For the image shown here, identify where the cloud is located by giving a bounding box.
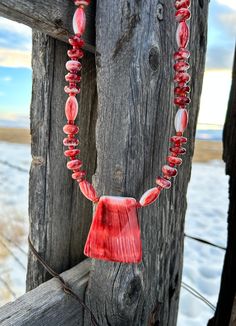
[218,12,236,37]
[216,0,236,11]
[1,76,12,82]
[0,48,31,68]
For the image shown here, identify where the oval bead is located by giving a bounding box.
[174,86,190,96]
[66,60,82,72]
[170,136,187,144]
[79,180,99,202]
[174,108,189,133]
[73,7,86,35]
[63,137,79,147]
[63,124,79,135]
[176,21,189,48]
[175,0,190,9]
[139,187,162,207]
[67,49,84,60]
[167,156,183,166]
[174,72,190,85]
[67,159,83,171]
[174,61,190,72]
[175,8,191,22]
[156,176,171,189]
[74,0,91,5]
[64,149,80,157]
[65,96,78,121]
[65,73,81,83]
[64,85,80,95]
[162,165,178,177]
[170,147,186,155]
[72,170,86,181]
[68,36,85,47]
[174,48,190,61]
[174,96,191,107]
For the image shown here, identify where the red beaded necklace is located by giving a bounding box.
[63,0,191,263]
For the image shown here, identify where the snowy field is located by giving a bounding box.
[0,141,228,325]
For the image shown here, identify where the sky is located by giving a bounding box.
[0,1,235,128]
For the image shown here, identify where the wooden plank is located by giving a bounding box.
[0,260,91,326]
[84,1,209,325]
[27,30,97,290]
[0,0,95,52]
[230,296,236,326]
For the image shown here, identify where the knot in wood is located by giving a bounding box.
[149,47,159,71]
[123,276,142,307]
[157,4,164,21]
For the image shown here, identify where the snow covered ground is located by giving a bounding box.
[0,141,229,325]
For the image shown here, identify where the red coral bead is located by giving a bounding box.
[63,124,79,135]
[64,85,80,96]
[174,61,190,72]
[174,96,191,107]
[67,159,83,171]
[79,180,99,202]
[167,156,183,166]
[74,0,91,5]
[63,137,79,147]
[65,96,78,121]
[170,136,188,144]
[66,60,82,73]
[68,36,85,47]
[170,147,186,155]
[174,48,190,61]
[156,176,172,189]
[175,8,191,22]
[162,165,178,177]
[65,73,81,83]
[174,72,191,85]
[64,149,80,157]
[175,108,189,133]
[72,170,86,180]
[73,7,86,35]
[174,86,190,96]
[176,21,189,48]
[139,187,162,207]
[175,0,190,9]
[67,49,84,60]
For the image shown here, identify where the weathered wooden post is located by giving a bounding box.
[0,1,209,324]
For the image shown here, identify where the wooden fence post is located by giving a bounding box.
[26,30,97,290]
[84,1,208,325]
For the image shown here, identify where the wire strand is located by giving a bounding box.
[184,233,226,250]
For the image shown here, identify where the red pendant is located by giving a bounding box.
[84,196,142,263]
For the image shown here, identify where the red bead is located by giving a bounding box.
[167,156,183,166]
[174,72,190,85]
[170,136,187,144]
[174,48,190,60]
[79,180,99,202]
[84,196,142,263]
[156,176,172,189]
[170,147,186,155]
[73,7,86,35]
[175,9,191,22]
[175,0,190,9]
[65,73,81,83]
[67,159,83,171]
[162,165,178,177]
[174,86,190,96]
[66,60,82,72]
[63,124,79,135]
[175,108,188,133]
[63,137,79,146]
[74,0,91,5]
[67,48,84,59]
[72,170,86,180]
[174,61,189,72]
[176,21,189,48]
[174,96,191,107]
[64,85,80,96]
[64,149,80,157]
[68,36,85,47]
[139,187,161,207]
[65,96,78,121]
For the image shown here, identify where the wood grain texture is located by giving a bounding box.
[0,0,95,52]
[26,30,97,291]
[0,260,91,326]
[84,1,208,325]
[208,46,236,326]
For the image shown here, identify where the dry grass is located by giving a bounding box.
[0,127,30,144]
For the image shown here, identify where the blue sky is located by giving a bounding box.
[0,0,235,127]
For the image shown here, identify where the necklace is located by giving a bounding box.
[63,0,191,263]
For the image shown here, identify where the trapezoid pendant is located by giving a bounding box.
[84,196,142,263]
